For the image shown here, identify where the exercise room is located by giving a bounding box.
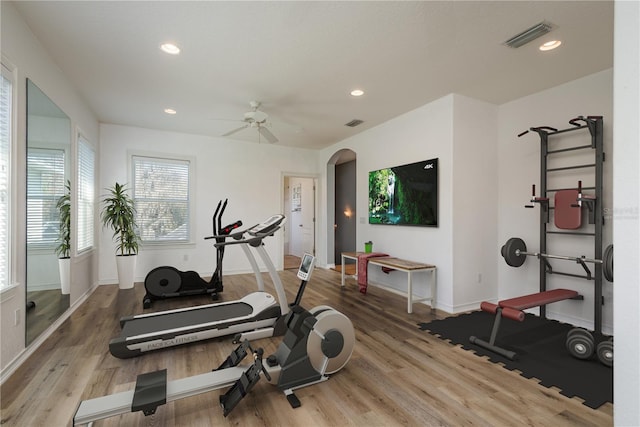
[1,2,638,426]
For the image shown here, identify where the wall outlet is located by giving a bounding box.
[477,273,482,283]
[14,308,20,326]
[183,254,188,262]
[359,217,365,224]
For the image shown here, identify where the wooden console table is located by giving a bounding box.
[340,252,436,314]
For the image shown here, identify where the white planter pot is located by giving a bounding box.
[58,257,71,295]
[116,255,137,289]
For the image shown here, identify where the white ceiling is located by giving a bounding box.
[13,1,613,149]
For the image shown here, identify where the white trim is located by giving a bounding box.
[128,150,196,245]
[0,281,20,301]
[0,58,16,292]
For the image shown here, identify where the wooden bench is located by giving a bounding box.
[340,252,436,314]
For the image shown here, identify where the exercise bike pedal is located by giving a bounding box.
[285,391,301,408]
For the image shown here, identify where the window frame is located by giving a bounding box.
[129,151,195,247]
[0,60,15,292]
[76,132,95,255]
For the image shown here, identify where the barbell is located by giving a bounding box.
[501,237,614,282]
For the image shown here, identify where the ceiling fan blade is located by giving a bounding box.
[222,125,249,137]
[258,126,278,143]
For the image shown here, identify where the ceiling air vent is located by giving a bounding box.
[504,21,553,48]
[345,119,364,127]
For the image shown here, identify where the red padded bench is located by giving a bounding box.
[469,289,583,360]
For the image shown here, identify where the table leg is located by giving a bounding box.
[341,255,345,287]
[407,271,413,314]
[431,269,436,313]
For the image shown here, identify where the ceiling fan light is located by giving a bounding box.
[350,89,364,97]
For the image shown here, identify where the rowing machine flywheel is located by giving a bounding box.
[307,308,355,374]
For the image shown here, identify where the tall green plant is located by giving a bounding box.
[55,180,71,258]
[100,182,140,256]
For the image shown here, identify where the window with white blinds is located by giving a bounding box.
[77,136,95,252]
[27,148,66,248]
[1,65,12,289]
[132,155,191,243]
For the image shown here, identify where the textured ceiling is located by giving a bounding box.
[13,1,614,149]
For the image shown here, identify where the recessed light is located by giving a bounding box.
[164,108,177,115]
[350,89,364,97]
[539,40,562,51]
[160,43,180,55]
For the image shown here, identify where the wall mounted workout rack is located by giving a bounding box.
[519,115,607,334]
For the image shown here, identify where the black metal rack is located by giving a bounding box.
[527,116,605,334]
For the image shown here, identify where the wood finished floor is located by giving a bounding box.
[1,268,613,426]
[26,289,70,345]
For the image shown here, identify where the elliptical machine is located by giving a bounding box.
[142,199,242,309]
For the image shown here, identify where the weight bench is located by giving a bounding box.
[469,289,583,360]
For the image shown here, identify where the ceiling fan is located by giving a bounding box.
[222,101,279,144]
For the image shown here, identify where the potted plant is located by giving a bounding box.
[55,180,71,294]
[101,182,140,289]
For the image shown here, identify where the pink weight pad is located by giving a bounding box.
[554,190,581,229]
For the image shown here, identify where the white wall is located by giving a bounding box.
[0,1,99,375]
[451,95,498,312]
[320,95,455,309]
[497,69,613,333]
[319,94,498,313]
[98,124,319,285]
[613,0,640,424]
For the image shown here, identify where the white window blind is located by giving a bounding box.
[132,155,190,243]
[27,148,66,247]
[77,136,95,252]
[1,65,12,289]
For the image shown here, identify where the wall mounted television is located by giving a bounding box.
[368,158,438,227]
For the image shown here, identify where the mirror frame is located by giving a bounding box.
[25,79,72,346]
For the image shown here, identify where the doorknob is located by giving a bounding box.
[299,224,303,227]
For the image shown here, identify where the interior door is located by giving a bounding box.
[289,177,315,257]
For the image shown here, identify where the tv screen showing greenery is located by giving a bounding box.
[368,158,438,227]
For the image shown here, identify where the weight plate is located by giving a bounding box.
[502,237,527,267]
[145,266,182,296]
[566,334,595,359]
[596,340,613,367]
[567,327,593,340]
[603,244,614,282]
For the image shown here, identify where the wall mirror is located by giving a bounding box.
[26,79,71,345]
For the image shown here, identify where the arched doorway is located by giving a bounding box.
[326,149,356,267]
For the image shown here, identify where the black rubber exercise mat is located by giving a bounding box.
[418,311,612,409]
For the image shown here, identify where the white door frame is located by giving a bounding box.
[281,172,318,261]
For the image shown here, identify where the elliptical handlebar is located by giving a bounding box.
[203,220,243,240]
[213,215,286,248]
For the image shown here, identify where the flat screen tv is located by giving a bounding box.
[368,158,438,227]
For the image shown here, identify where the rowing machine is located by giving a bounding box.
[73,254,355,425]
